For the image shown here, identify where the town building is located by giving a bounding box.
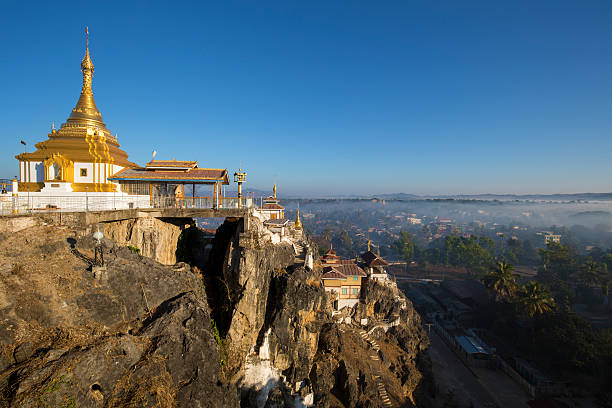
[544,233,561,245]
[538,231,562,245]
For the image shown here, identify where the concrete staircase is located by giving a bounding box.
[358,329,393,407]
[293,243,306,264]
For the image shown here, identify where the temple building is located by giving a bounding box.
[359,240,390,282]
[257,184,285,220]
[10,30,240,212]
[15,30,136,196]
[109,159,231,208]
[320,247,367,311]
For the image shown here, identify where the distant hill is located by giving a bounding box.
[368,192,612,202]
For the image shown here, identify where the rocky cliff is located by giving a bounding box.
[0,216,432,407]
[0,224,237,407]
[101,217,191,265]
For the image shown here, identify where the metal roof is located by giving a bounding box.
[455,335,489,355]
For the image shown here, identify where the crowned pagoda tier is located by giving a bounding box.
[15,30,136,193]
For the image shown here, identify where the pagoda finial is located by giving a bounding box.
[66,26,105,126]
[295,204,302,229]
[367,239,371,252]
[273,183,277,198]
[81,26,94,93]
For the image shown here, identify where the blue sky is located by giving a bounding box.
[1,1,611,196]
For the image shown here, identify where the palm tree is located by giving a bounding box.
[516,281,555,319]
[516,281,556,359]
[322,228,333,242]
[481,261,518,302]
[597,264,611,306]
[578,260,601,288]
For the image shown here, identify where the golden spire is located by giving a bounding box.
[273,183,277,198]
[295,205,302,229]
[367,239,371,252]
[67,26,106,128]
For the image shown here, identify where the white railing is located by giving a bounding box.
[0,194,252,216]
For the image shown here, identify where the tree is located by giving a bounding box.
[599,266,611,298]
[339,230,353,255]
[391,231,415,263]
[538,242,579,292]
[517,281,555,319]
[482,261,518,302]
[520,240,539,265]
[577,259,603,288]
[443,235,494,276]
[322,228,333,242]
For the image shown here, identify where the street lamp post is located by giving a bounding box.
[233,169,247,208]
[93,230,104,266]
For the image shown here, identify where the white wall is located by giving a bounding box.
[30,162,44,182]
[112,165,123,177]
[74,162,94,183]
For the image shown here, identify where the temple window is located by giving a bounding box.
[80,168,87,177]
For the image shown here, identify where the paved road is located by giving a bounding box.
[428,330,530,408]
[428,330,499,408]
[473,366,531,408]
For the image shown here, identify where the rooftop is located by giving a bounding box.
[109,167,229,184]
[361,250,389,267]
[145,160,198,170]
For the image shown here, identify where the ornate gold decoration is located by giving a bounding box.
[17,182,44,192]
[15,28,137,181]
[44,153,74,182]
[67,26,106,127]
[71,183,117,192]
[295,208,302,229]
[273,183,277,198]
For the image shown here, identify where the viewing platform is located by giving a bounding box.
[0,194,251,228]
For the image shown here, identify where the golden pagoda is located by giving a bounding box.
[15,28,136,193]
[295,208,302,229]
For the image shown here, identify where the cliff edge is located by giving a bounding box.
[0,217,432,407]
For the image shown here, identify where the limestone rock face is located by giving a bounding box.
[309,281,433,408]
[211,220,296,378]
[264,266,331,385]
[3,293,238,408]
[101,217,189,265]
[0,219,434,408]
[0,225,238,407]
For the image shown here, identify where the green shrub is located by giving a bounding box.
[127,245,140,254]
[210,318,226,367]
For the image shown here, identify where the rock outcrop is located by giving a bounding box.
[101,216,191,265]
[0,216,433,408]
[309,280,432,408]
[0,225,238,407]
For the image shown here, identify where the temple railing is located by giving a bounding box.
[0,194,252,215]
